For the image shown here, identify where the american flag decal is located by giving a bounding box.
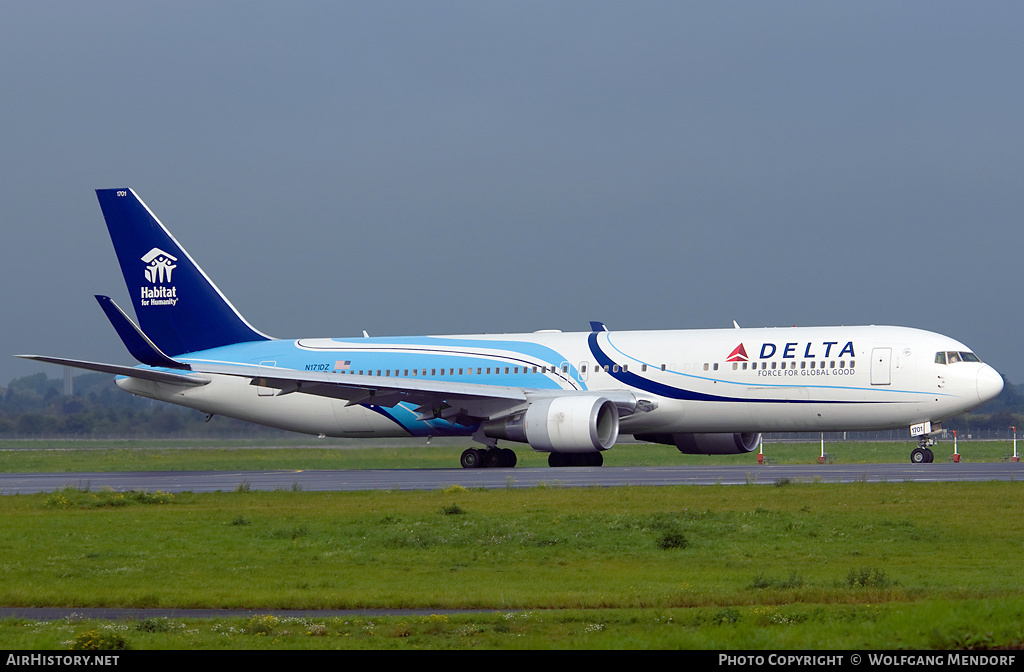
[334,360,351,371]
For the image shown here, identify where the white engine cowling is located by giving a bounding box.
[635,432,761,455]
[483,396,620,453]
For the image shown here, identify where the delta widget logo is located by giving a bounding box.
[726,344,748,362]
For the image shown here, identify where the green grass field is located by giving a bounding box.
[1,437,1020,472]
[1,440,1022,649]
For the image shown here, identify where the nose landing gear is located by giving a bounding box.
[911,435,937,463]
[909,422,941,464]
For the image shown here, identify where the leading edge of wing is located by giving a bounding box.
[192,360,527,407]
[187,361,638,421]
[16,355,210,387]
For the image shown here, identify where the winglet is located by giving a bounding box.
[94,295,191,370]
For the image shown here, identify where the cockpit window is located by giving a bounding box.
[936,351,981,365]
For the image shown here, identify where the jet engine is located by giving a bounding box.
[635,432,761,455]
[482,396,619,452]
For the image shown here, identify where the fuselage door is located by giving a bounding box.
[870,348,892,386]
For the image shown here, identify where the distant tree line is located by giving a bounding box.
[0,372,294,439]
[1,371,1022,440]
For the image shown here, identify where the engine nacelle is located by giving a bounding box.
[635,432,761,455]
[482,396,619,453]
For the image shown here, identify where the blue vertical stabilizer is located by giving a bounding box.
[96,188,271,356]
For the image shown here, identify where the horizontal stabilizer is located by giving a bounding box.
[16,355,210,387]
[95,295,190,369]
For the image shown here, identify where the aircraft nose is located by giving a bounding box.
[977,365,1004,404]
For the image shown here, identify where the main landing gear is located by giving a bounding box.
[458,447,604,468]
[460,447,517,469]
[548,452,603,467]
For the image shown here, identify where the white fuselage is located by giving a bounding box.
[116,324,1003,442]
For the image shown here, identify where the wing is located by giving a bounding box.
[24,293,638,425]
[190,361,640,424]
[16,354,210,387]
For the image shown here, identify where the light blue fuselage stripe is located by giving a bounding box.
[183,337,583,435]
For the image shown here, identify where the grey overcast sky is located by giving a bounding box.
[3,2,1023,385]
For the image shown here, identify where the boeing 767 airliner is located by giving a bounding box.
[19,189,1004,467]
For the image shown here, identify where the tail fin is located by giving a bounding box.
[96,188,270,356]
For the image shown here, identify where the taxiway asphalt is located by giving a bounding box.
[1,461,1021,495]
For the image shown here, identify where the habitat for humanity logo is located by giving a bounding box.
[140,247,179,306]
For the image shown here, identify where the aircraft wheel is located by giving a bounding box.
[911,447,927,464]
[500,448,517,468]
[548,452,603,467]
[460,448,483,469]
[924,448,934,463]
